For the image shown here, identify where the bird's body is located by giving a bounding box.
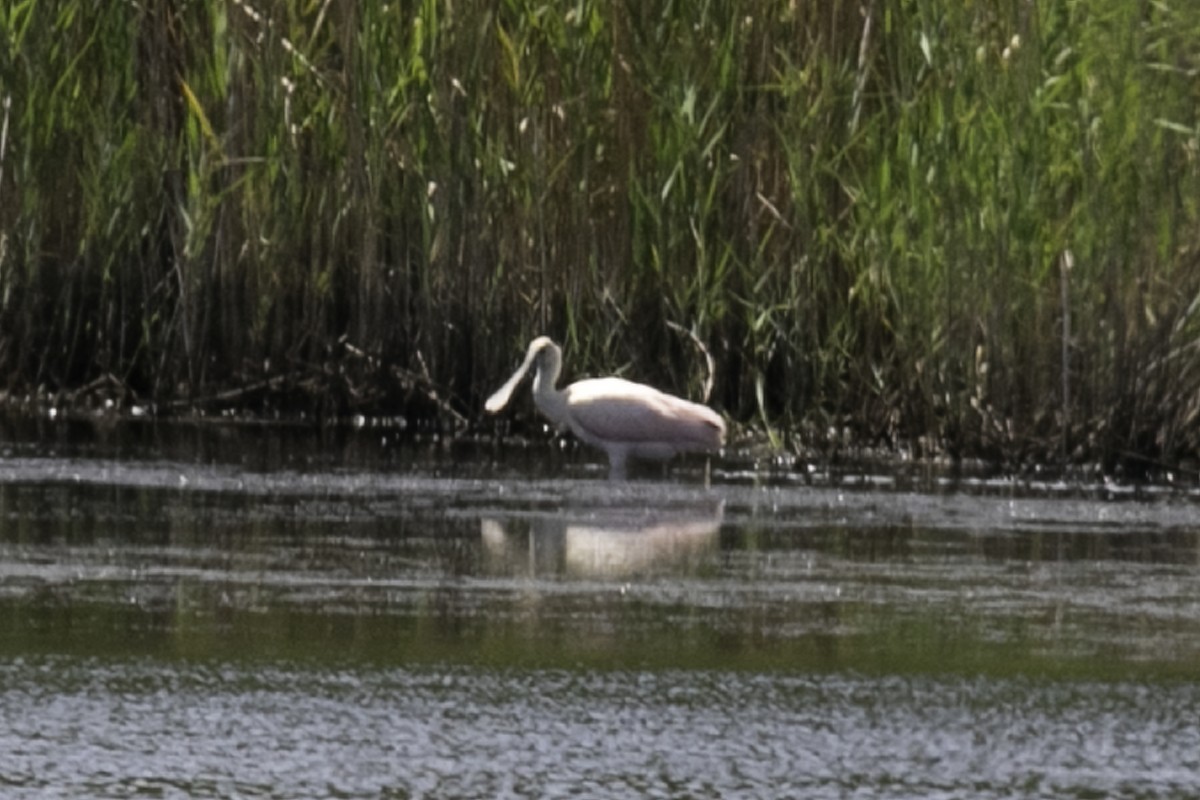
[486,336,725,477]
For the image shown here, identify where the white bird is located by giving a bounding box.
[485,336,726,478]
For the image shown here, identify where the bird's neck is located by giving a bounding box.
[532,365,569,428]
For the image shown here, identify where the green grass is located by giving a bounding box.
[2,0,1198,469]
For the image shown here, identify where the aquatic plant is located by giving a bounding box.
[1,0,1198,470]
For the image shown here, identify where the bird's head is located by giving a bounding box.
[485,336,562,414]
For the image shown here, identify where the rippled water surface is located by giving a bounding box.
[2,415,1199,798]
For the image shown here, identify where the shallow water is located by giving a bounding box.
[2,415,1200,797]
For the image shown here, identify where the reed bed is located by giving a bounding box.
[2,0,1199,469]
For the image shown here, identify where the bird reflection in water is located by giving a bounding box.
[480,501,723,578]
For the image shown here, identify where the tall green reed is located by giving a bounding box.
[1,0,1197,467]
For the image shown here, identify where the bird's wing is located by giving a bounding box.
[564,378,724,448]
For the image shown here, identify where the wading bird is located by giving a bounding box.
[485,336,725,478]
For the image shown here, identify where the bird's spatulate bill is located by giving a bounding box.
[484,345,540,413]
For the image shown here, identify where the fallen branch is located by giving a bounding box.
[164,374,291,411]
[341,339,469,428]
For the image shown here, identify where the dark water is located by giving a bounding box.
[2,415,1200,798]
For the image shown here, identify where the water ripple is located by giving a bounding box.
[1,658,1197,799]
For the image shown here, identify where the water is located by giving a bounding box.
[5,659,1198,799]
[2,415,1200,798]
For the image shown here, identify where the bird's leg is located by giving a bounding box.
[607,452,628,481]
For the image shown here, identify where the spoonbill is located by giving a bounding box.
[485,336,725,477]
